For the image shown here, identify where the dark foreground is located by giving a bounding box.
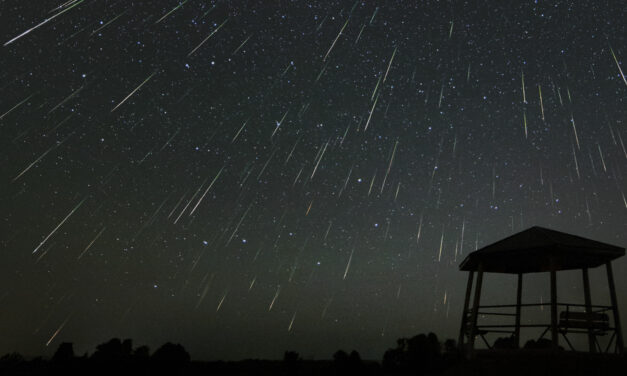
[2,334,625,375]
[446,350,627,376]
[1,351,626,376]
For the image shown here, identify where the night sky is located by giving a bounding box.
[1,0,626,361]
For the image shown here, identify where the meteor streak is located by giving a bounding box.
[343,248,354,280]
[609,46,627,87]
[155,0,190,24]
[188,18,229,56]
[33,197,87,254]
[1,94,35,120]
[232,34,253,55]
[189,166,225,216]
[111,71,157,112]
[4,0,84,46]
[323,18,349,61]
[383,47,397,83]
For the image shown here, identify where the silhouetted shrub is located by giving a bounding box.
[121,339,133,357]
[133,345,150,360]
[283,350,300,362]
[91,338,133,362]
[0,352,24,365]
[383,336,409,373]
[333,349,348,363]
[524,338,556,350]
[52,342,75,363]
[152,342,190,364]
[283,351,301,375]
[493,336,518,350]
[383,332,444,374]
[443,338,457,353]
[332,349,362,374]
[442,338,461,364]
[348,350,362,365]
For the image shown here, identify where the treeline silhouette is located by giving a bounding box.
[1,333,626,375]
[1,338,191,375]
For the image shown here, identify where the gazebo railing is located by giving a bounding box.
[476,302,613,311]
[462,302,617,352]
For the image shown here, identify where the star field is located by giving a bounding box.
[0,0,625,360]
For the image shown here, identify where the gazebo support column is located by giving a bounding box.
[468,264,484,358]
[514,273,523,348]
[550,267,559,349]
[582,268,595,353]
[606,262,624,353]
[458,271,474,351]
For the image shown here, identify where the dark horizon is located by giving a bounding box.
[1,0,625,362]
[3,332,627,376]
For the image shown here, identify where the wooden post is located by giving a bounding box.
[606,262,624,353]
[582,268,595,353]
[550,267,559,349]
[468,264,484,358]
[514,273,523,348]
[458,271,475,351]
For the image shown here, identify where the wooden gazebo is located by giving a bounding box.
[458,226,625,356]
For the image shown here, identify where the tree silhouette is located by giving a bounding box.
[442,338,460,364]
[443,338,457,354]
[333,349,348,363]
[52,342,75,363]
[382,338,406,372]
[348,350,361,364]
[333,349,363,374]
[283,351,301,375]
[333,349,349,374]
[383,332,443,374]
[0,352,24,366]
[91,338,133,362]
[523,338,556,350]
[133,345,150,360]
[283,350,300,362]
[151,342,190,364]
[494,336,518,350]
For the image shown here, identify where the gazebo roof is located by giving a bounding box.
[459,226,625,274]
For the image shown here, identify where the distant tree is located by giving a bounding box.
[443,339,457,354]
[493,336,518,350]
[0,352,24,365]
[52,342,75,362]
[382,338,407,372]
[333,349,349,363]
[348,350,363,373]
[283,351,301,375]
[133,345,150,360]
[91,338,133,362]
[152,342,190,364]
[523,338,555,350]
[383,333,443,374]
[348,350,362,365]
[121,339,133,357]
[333,350,349,374]
[283,350,300,363]
[30,356,45,364]
[442,339,460,364]
[333,349,362,374]
[409,333,440,372]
